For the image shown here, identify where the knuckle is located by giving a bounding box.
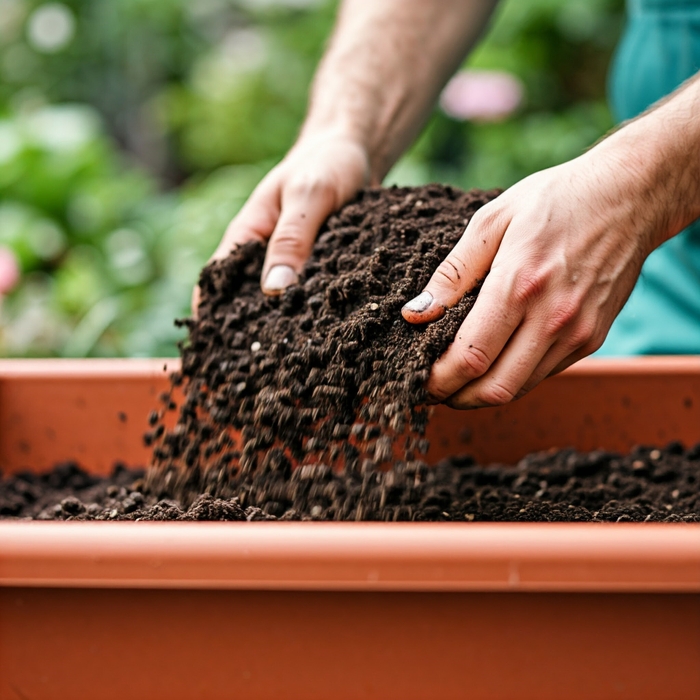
[475,380,517,407]
[426,371,455,402]
[456,343,491,379]
[512,271,547,307]
[428,385,452,406]
[468,209,488,231]
[270,229,309,257]
[429,383,454,403]
[546,301,580,336]
[566,318,597,349]
[469,203,504,233]
[433,256,467,289]
[230,228,265,247]
[287,175,334,200]
[584,328,606,355]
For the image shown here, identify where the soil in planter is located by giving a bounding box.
[3,184,698,522]
[2,442,699,521]
[146,184,499,495]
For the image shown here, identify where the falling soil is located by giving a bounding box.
[146,184,499,496]
[2,184,698,523]
[2,443,699,521]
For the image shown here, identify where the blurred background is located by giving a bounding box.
[0,0,624,357]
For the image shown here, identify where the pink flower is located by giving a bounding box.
[0,247,20,295]
[440,69,524,122]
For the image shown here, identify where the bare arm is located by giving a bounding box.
[402,71,700,408]
[201,0,498,300]
[303,0,498,181]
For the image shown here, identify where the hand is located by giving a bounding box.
[401,147,665,408]
[193,133,370,312]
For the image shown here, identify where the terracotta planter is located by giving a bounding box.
[1,357,700,700]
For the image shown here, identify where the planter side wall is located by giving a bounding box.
[2,587,699,700]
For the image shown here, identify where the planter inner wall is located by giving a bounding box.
[1,357,700,474]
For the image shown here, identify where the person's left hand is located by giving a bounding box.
[401,145,667,408]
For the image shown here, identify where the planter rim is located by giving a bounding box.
[0,357,179,377]
[1,522,699,592]
[0,355,699,378]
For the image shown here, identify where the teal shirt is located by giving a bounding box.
[598,0,700,355]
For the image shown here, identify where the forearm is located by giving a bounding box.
[592,71,700,249]
[300,0,498,182]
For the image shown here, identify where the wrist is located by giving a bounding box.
[590,114,699,251]
[296,119,381,184]
[596,89,700,246]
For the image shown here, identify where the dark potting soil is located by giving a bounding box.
[1,442,699,521]
[146,184,499,493]
[2,185,698,523]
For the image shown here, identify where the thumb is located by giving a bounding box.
[401,203,508,324]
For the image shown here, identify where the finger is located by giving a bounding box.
[426,270,524,401]
[402,201,509,324]
[525,315,603,388]
[261,180,337,295]
[544,332,603,380]
[191,284,201,317]
[445,322,555,409]
[211,174,282,262]
[448,317,601,409]
[192,175,281,316]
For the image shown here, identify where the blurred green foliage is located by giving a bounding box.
[0,0,624,357]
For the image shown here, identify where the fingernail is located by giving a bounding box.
[402,291,434,314]
[263,265,298,295]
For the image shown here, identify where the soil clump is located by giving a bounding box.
[146,184,498,496]
[2,443,699,521]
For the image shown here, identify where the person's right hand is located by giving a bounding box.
[193,132,370,311]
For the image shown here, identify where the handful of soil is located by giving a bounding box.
[148,185,498,500]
